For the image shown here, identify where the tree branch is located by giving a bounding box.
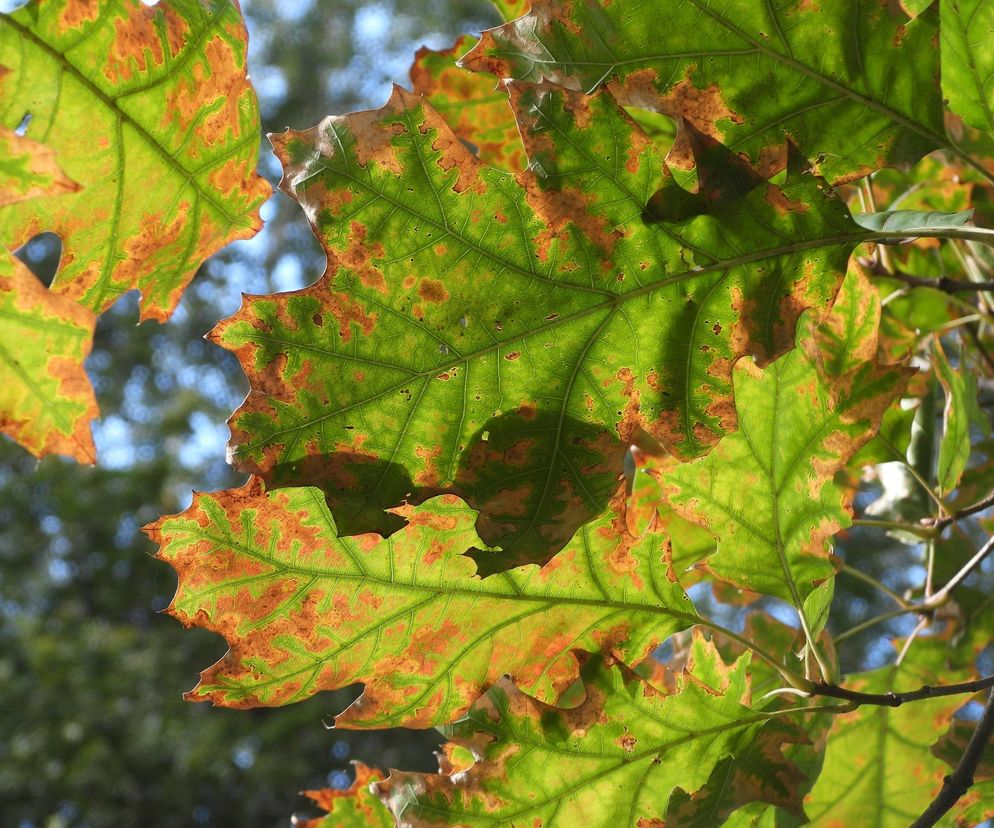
[888,271,994,293]
[809,674,994,707]
[910,687,994,828]
[928,489,994,532]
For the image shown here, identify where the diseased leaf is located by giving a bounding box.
[804,641,969,827]
[462,0,946,184]
[409,35,525,171]
[942,0,994,135]
[664,268,912,617]
[0,125,78,207]
[217,81,864,566]
[662,717,808,827]
[374,642,808,827]
[931,716,994,827]
[0,254,97,462]
[0,0,269,318]
[488,0,528,22]
[147,479,697,727]
[294,762,392,828]
[0,0,268,461]
[850,404,917,468]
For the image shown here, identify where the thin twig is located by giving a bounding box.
[887,271,994,293]
[966,322,994,375]
[839,565,912,609]
[929,489,994,532]
[894,615,928,666]
[852,517,937,540]
[810,674,994,707]
[927,534,994,606]
[833,606,918,644]
[910,688,994,828]
[877,433,950,515]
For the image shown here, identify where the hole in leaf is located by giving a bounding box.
[14,111,31,136]
[14,232,62,287]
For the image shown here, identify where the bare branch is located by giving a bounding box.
[810,675,994,707]
[910,688,994,828]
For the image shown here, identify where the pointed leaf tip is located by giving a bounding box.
[151,478,697,727]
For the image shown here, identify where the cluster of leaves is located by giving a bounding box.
[8,0,994,825]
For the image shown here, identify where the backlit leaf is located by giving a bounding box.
[664,268,912,615]
[488,0,528,22]
[294,762,392,828]
[0,0,269,318]
[662,717,808,827]
[931,715,994,827]
[463,0,947,184]
[216,81,864,566]
[374,642,808,827]
[941,0,994,135]
[147,479,697,728]
[0,254,96,462]
[0,0,268,460]
[804,641,969,827]
[934,338,986,495]
[409,35,525,171]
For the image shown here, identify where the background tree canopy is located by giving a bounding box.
[0,2,500,825]
[5,1,994,827]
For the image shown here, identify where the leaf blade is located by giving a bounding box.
[148,479,697,728]
[217,82,864,565]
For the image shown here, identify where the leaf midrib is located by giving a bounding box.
[408,706,776,825]
[170,523,698,621]
[234,230,867,453]
[4,13,238,223]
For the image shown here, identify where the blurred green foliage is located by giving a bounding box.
[0,1,498,825]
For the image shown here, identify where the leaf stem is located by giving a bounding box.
[851,518,936,540]
[885,271,994,293]
[929,488,994,532]
[839,565,911,609]
[910,687,994,828]
[693,617,813,692]
[810,674,994,708]
[926,534,994,607]
[878,433,950,515]
[832,606,916,644]
[873,227,994,246]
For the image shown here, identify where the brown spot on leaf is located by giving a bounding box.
[418,279,449,303]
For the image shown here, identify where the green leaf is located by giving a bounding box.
[942,0,994,135]
[0,0,269,318]
[409,35,525,172]
[293,762,392,828]
[931,715,994,827]
[850,404,917,468]
[488,0,528,22]
[663,268,911,615]
[462,0,946,184]
[662,717,808,827]
[374,643,808,827]
[147,479,697,727]
[216,82,864,566]
[934,338,984,495]
[0,254,97,462]
[804,641,969,827]
[852,208,994,243]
